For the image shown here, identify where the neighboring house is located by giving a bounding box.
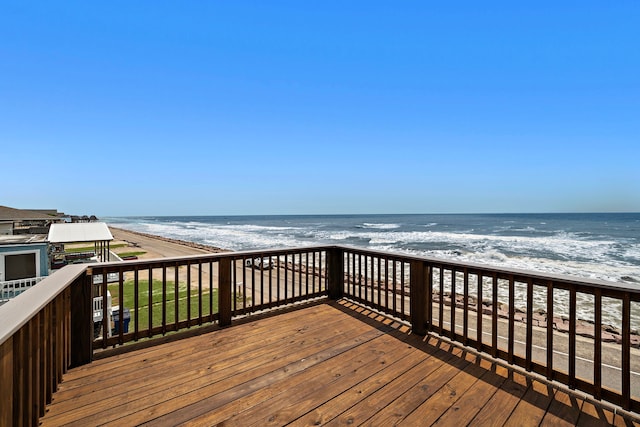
[0,206,63,303]
[0,235,49,302]
[0,235,49,281]
[0,221,12,236]
[0,205,64,235]
[0,206,107,305]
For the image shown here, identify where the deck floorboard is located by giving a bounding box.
[41,300,638,426]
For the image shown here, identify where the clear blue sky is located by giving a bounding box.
[2,1,638,216]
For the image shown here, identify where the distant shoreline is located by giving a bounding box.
[109,226,230,255]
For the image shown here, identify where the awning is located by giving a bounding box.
[48,222,114,243]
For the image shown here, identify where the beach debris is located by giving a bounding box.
[245,257,275,270]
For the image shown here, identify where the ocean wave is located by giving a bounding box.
[108,216,640,285]
[106,214,640,327]
[112,221,302,251]
[358,223,401,230]
[623,245,640,262]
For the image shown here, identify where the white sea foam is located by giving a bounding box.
[360,223,401,230]
[112,219,640,282]
[108,215,640,326]
[115,221,302,251]
[343,229,640,284]
[110,219,637,269]
[623,245,640,262]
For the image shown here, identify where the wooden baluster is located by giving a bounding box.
[401,262,406,318]
[622,293,631,409]
[410,260,426,335]
[463,269,469,346]
[162,264,167,334]
[377,257,382,307]
[569,286,577,389]
[425,264,433,332]
[450,269,456,339]
[198,261,203,325]
[508,275,515,364]
[594,289,602,400]
[118,268,124,344]
[209,261,214,323]
[525,279,533,372]
[186,261,191,327]
[491,274,498,358]
[174,263,179,331]
[148,266,153,336]
[439,267,444,334]
[546,281,554,380]
[101,268,108,347]
[476,273,483,352]
[251,257,256,310]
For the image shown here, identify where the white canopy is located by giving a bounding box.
[48,222,113,243]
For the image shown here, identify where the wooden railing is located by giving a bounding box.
[336,246,640,413]
[89,248,329,349]
[0,276,46,303]
[0,265,91,427]
[1,245,638,426]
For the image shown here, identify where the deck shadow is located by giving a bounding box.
[330,298,639,426]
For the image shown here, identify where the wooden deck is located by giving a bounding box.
[41,300,637,426]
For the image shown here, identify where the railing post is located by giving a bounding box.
[410,260,427,335]
[219,257,232,326]
[70,272,93,368]
[327,247,344,300]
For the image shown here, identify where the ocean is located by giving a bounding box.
[105,213,640,286]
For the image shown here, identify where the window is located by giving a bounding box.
[5,253,37,280]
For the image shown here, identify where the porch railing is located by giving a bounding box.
[1,245,638,426]
[0,265,90,427]
[0,276,46,303]
[89,248,328,348]
[336,246,640,413]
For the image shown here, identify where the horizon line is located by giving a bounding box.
[99,211,640,218]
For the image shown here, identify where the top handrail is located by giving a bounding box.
[2,243,639,348]
[89,245,337,269]
[91,244,640,295]
[0,264,86,347]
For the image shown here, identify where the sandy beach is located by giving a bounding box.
[108,226,228,260]
[103,226,238,292]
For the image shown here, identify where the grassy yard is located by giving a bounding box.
[66,243,128,253]
[108,279,218,331]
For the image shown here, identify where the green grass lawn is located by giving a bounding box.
[66,243,128,253]
[108,279,218,331]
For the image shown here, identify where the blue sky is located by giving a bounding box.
[2,1,638,216]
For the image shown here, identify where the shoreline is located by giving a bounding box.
[108,226,230,258]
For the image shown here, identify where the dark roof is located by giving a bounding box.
[0,206,60,221]
[0,234,48,244]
